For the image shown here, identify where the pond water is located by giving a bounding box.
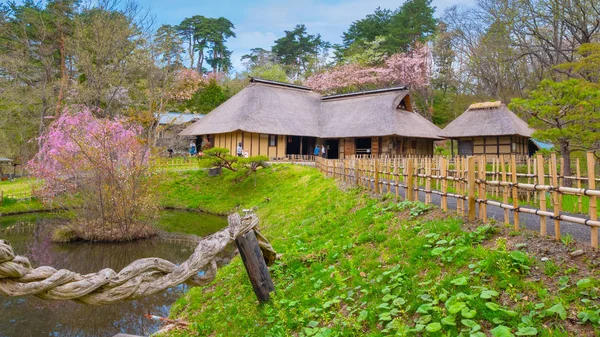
[0,211,227,337]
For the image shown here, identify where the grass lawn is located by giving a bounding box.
[155,164,600,337]
[0,177,35,196]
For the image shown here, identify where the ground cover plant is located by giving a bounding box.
[155,164,600,337]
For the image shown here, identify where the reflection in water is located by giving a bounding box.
[0,212,224,337]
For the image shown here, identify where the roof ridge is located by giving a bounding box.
[321,86,409,101]
[249,77,312,91]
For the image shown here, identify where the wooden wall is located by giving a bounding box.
[458,136,529,156]
[212,132,286,158]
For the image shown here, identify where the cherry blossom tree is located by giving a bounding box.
[28,105,159,242]
[305,45,431,94]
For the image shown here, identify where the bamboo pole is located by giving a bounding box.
[479,155,487,222]
[456,156,462,215]
[425,158,431,205]
[588,152,598,249]
[526,157,531,204]
[511,154,519,230]
[576,158,582,213]
[537,154,547,236]
[501,155,509,225]
[395,158,399,199]
[406,159,414,201]
[374,158,380,194]
[468,156,476,222]
[441,157,448,211]
[551,153,561,240]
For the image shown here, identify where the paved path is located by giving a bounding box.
[367,178,598,245]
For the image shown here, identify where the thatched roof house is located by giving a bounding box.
[442,102,538,156]
[181,78,442,159]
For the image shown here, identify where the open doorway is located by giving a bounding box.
[355,137,372,155]
[324,139,339,159]
[286,136,316,155]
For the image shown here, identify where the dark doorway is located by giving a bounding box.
[286,136,316,155]
[355,137,372,155]
[324,139,339,159]
[458,140,473,156]
[528,139,541,156]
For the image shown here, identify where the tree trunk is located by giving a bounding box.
[197,46,204,73]
[560,140,572,187]
[212,49,218,74]
[56,33,68,116]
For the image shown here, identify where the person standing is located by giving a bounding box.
[237,142,243,157]
[314,145,320,157]
[321,144,326,158]
[189,141,197,156]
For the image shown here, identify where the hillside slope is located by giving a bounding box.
[158,165,600,337]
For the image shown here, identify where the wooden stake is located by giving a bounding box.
[576,158,582,213]
[467,156,476,222]
[559,157,565,204]
[511,154,519,230]
[587,152,598,249]
[425,158,431,205]
[551,153,561,240]
[456,157,462,215]
[441,157,448,211]
[501,155,509,225]
[479,156,487,222]
[374,158,380,194]
[395,159,399,199]
[235,230,275,303]
[406,159,414,201]
[537,154,547,236]
[526,157,531,204]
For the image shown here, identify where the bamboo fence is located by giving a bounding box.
[315,152,600,249]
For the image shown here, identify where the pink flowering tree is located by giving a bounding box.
[28,105,159,242]
[305,46,431,94]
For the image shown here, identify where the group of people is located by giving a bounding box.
[314,144,328,158]
[237,142,249,158]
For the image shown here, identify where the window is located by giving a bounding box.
[269,135,277,147]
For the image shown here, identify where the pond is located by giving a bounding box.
[0,210,228,337]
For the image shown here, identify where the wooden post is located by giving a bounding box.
[425,158,432,205]
[454,156,464,216]
[511,155,519,230]
[500,155,509,225]
[587,152,598,249]
[441,157,448,211]
[526,157,531,204]
[551,153,561,240]
[576,158,582,213]
[467,156,476,222]
[0,190,3,206]
[537,154,547,236]
[235,230,275,303]
[355,159,360,186]
[406,159,414,201]
[559,157,565,204]
[394,159,399,199]
[479,156,487,222]
[374,158,380,194]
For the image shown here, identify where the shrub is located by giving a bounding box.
[28,105,159,242]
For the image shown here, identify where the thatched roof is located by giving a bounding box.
[442,102,534,138]
[180,78,443,140]
[157,112,204,125]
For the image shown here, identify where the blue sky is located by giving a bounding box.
[143,0,474,72]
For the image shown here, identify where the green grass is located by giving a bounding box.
[0,177,34,196]
[155,165,600,337]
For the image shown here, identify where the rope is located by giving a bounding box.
[0,213,276,305]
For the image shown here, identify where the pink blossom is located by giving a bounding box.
[305,46,431,93]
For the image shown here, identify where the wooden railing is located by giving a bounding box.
[315,152,600,249]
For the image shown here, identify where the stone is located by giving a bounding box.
[570,249,585,257]
[208,167,222,177]
[541,257,549,262]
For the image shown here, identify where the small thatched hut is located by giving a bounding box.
[180,78,443,159]
[441,102,539,156]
